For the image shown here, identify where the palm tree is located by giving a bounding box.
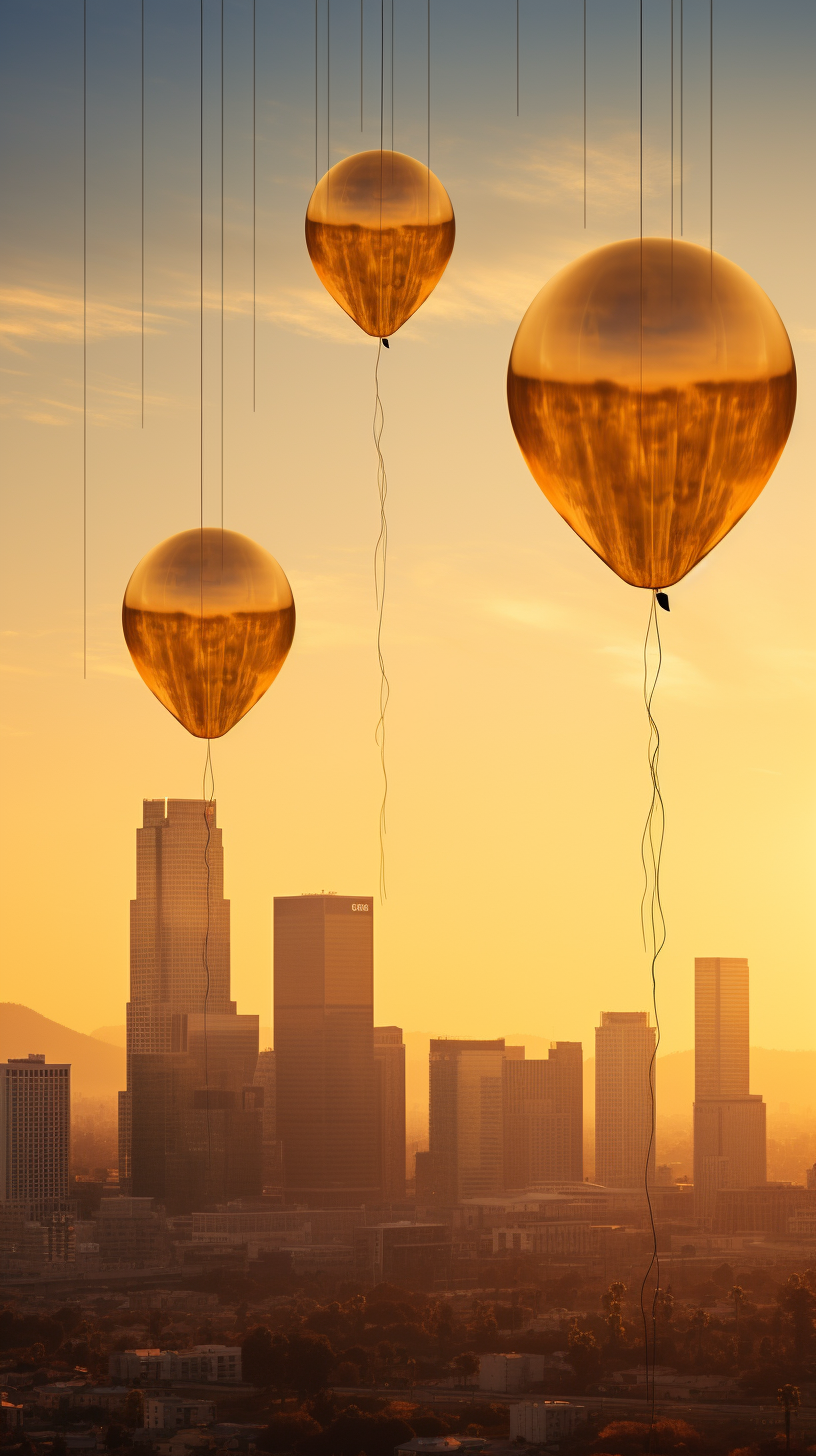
[777,1384,800,1453]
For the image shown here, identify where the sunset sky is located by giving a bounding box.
[1,0,814,1057]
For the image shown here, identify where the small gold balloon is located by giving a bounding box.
[507,238,796,588]
[305,149,455,338]
[123,528,296,739]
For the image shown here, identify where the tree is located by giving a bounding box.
[286,1331,335,1396]
[256,1413,321,1453]
[241,1326,289,1392]
[566,1325,601,1393]
[777,1383,800,1453]
[689,1308,710,1361]
[602,1282,627,1350]
[453,1352,479,1383]
[298,1412,415,1456]
[777,1274,816,1364]
[123,1391,143,1429]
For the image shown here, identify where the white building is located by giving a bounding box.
[0,1055,70,1217]
[109,1347,241,1384]
[478,1353,547,1393]
[144,1399,215,1431]
[510,1402,586,1442]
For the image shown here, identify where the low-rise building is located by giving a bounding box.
[34,1384,131,1413]
[109,1346,241,1385]
[478,1353,547,1393]
[144,1398,215,1430]
[510,1401,586,1442]
[0,1396,24,1431]
[353,1222,451,1286]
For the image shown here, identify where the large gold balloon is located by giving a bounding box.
[305,149,455,337]
[123,528,295,739]
[507,239,796,588]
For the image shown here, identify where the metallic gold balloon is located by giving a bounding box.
[305,149,455,337]
[507,239,796,588]
[123,528,295,739]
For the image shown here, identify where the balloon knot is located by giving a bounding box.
[656,591,670,612]
[381,338,390,348]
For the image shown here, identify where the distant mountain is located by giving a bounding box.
[1,1004,124,1099]
[90,1025,126,1048]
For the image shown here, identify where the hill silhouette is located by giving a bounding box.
[0,1003,124,1098]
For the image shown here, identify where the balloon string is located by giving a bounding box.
[638,590,665,1434]
[373,340,389,904]
[202,740,214,1181]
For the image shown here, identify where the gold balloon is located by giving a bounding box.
[305,149,455,337]
[123,528,295,739]
[507,239,796,588]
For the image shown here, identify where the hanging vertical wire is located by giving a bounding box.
[427,0,430,218]
[252,0,256,413]
[360,0,364,130]
[373,0,389,904]
[221,0,225,535]
[680,0,683,235]
[582,0,586,226]
[202,741,215,1177]
[390,0,394,150]
[83,0,87,679]
[709,0,713,293]
[670,0,674,303]
[141,0,144,426]
[638,592,666,1437]
[199,0,212,1181]
[314,0,318,184]
[516,0,519,117]
[327,0,331,177]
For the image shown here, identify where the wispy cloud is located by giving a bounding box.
[0,286,166,352]
[493,131,663,211]
[598,641,709,699]
[486,596,567,632]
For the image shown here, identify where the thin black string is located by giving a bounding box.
[314,0,318,185]
[709,0,713,291]
[360,0,364,130]
[221,0,225,533]
[200,0,204,618]
[390,0,394,150]
[638,592,666,1436]
[327,0,331,176]
[373,341,389,905]
[670,0,674,243]
[516,0,519,117]
[202,742,214,1178]
[680,0,683,236]
[427,0,430,218]
[252,0,256,413]
[141,0,144,427]
[83,0,87,679]
[582,0,586,225]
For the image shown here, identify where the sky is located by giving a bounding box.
[0,0,814,1060]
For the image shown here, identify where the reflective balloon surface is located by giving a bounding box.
[305,149,455,337]
[507,239,796,588]
[123,529,296,739]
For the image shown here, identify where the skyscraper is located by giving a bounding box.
[374,1027,406,1201]
[693,957,766,1223]
[253,1048,282,1189]
[274,895,379,1203]
[503,1042,583,1188]
[428,1039,525,1205]
[0,1055,71,1218]
[595,1012,656,1188]
[119,799,261,1211]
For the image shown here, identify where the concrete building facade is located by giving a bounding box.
[693,957,766,1223]
[595,1012,656,1188]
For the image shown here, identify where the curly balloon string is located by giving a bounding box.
[202,739,215,1180]
[373,340,390,904]
[639,590,666,1437]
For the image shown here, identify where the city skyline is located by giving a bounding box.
[1,0,813,1056]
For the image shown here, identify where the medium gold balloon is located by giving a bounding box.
[507,239,796,588]
[305,149,455,337]
[123,528,295,739]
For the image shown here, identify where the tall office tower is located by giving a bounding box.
[274,895,380,1204]
[374,1027,406,1201]
[118,800,261,1212]
[503,1042,583,1189]
[253,1049,282,1189]
[0,1055,71,1218]
[693,957,766,1223]
[428,1039,525,1206]
[595,1012,656,1188]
